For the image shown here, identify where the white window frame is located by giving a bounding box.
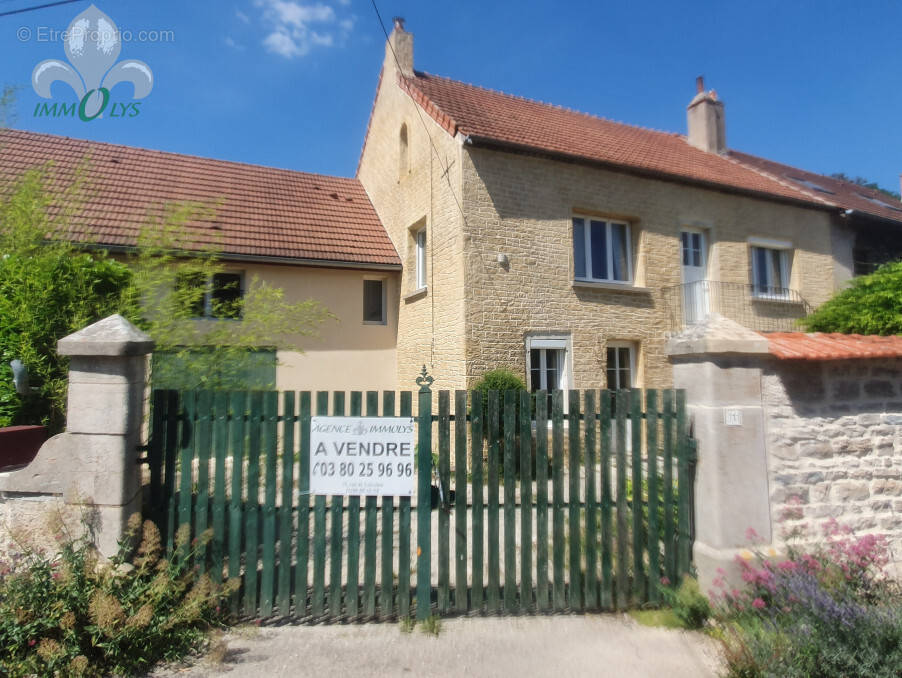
[748,237,792,300]
[415,227,427,290]
[526,335,572,415]
[362,277,387,325]
[606,341,637,451]
[605,341,636,390]
[572,215,633,284]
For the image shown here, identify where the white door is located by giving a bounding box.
[681,230,708,323]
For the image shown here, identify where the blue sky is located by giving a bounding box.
[3,0,902,194]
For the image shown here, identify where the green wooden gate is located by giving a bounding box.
[146,377,696,621]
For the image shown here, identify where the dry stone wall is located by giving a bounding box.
[762,359,902,559]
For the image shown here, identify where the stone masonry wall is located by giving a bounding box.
[461,147,836,390]
[762,359,902,559]
[357,52,467,392]
[358,32,838,394]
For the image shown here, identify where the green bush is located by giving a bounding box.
[0,515,236,677]
[659,574,710,629]
[0,170,132,430]
[472,368,527,403]
[801,260,902,334]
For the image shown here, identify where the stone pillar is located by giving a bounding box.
[0,315,153,557]
[666,315,771,595]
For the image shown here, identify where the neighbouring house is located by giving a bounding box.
[0,130,401,392]
[357,19,902,393]
[3,19,902,395]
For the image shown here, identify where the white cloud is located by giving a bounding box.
[251,0,354,59]
[225,35,246,50]
[262,30,305,58]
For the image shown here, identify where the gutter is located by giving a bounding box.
[462,134,839,214]
[80,243,403,271]
[839,208,902,229]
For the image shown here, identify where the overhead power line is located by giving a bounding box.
[0,0,86,19]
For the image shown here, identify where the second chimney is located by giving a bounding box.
[387,17,414,78]
[687,76,726,154]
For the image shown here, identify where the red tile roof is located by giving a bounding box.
[730,151,902,224]
[401,72,902,222]
[763,332,902,360]
[0,129,400,267]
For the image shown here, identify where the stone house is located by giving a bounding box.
[357,20,902,393]
[3,19,902,395]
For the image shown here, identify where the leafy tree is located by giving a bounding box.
[0,169,132,430]
[800,261,902,335]
[0,167,334,430]
[121,204,334,390]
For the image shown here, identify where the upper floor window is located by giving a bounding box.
[749,238,792,298]
[415,227,427,289]
[399,123,409,178]
[363,278,386,324]
[573,216,632,283]
[179,271,244,319]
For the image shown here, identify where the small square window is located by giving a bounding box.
[177,271,244,319]
[363,279,386,324]
[210,273,243,319]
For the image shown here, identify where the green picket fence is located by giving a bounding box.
[146,382,696,621]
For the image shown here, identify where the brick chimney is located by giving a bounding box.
[687,76,726,154]
[386,17,414,78]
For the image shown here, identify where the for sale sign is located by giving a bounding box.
[309,416,416,497]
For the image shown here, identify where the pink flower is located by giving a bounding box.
[660,576,671,587]
[752,597,766,609]
[28,640,36,647]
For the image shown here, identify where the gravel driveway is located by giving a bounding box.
[153,614,723,678]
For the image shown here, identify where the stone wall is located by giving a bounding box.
[461,146,836,390]
[762,359,902,557]
[668,316,902,593]
[360,28,840,394]
[357,42,468,392]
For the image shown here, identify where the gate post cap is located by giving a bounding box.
[666,314,769,357]
[58,314,154,357]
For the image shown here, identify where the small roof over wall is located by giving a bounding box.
[762,332,902,360]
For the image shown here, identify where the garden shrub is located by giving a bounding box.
[471,368,527,413]
[800,260,902,334]
[660,574,710,629]
[0,514,236,677]
[0,169,132,430]
[714,521,902,678]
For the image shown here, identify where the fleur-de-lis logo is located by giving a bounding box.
[31,5,153,122]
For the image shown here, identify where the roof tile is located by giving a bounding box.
[763,332,902,360]
[0,129,400,267]
[402,72,902,221]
